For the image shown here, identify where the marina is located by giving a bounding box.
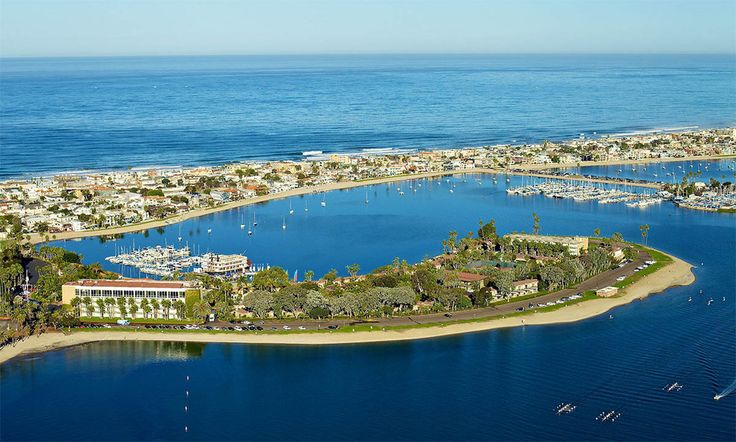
[105,245,256,278]
[506,180,666,208]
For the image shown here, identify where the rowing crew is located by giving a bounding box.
[555,403,576,415]
[596,410,622,422]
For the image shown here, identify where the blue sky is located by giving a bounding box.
[1,0,734,57]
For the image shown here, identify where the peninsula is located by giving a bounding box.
[0,220,695,363]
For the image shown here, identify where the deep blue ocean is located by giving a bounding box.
[3,171,736,441]
[1,54,735,179]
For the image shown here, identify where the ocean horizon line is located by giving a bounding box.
[2,52,735,61]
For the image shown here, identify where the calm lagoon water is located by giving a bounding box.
[2,54,735,178]
[3,172,735,441]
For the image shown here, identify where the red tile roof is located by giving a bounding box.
[64,279,187,289]
[457,272,486,282]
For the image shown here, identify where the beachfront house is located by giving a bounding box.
[510,279,539,297]
[457,272,487,293]
[504,234,589,256]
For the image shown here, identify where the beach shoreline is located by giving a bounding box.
[29,154,734,245]
[0,252,695,364]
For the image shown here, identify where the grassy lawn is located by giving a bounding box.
[488,290,549,307]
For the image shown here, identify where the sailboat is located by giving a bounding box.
[365,192,369,204]
[240,212,245,230]
[305,200,309,212]
[177,224,182,242]
[289,201,294,215]
[320,194,327,207]
[282,216,286,230]
[253,212,257,227]
[247,221,253,236]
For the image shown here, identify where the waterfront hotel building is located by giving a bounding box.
[503,234,589,256]
[62,279,196,319]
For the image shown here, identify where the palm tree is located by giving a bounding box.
[116,297,127,318]
[150,299,160,319]
[532,212,540,235]
[128,299,139,319]
[70,297,81,318]
[96,298,105,318]
[104,298,115,318]
[83,297,94,317]
[161,299,172,320]
[140,299,150,319]
[173,300,186,320]
[639,224,650,246]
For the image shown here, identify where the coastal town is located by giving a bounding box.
[1,127,734,241]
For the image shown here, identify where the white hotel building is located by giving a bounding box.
[62,279,197,319]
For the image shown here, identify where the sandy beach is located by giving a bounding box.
[29,153,734,245]
[0,252,694,364]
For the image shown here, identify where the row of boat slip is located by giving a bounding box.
[674,193,736,211]
[105,245,202,277]
[505,182,665,208]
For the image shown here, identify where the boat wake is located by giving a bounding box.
[714,379,736,400]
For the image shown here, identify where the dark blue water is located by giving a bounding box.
[2,54,735,179]
[4,173,735,440]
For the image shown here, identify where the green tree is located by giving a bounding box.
[150,299,160,319]
[116,297,127,318]
[83,297,94,317]
[104,297,115,317]
[477,219,497,243]
[96,298,106,318]
[252,267,290,292]
[346,263,360,277]
[323,269,338,283]
[593,227,600,238]
[532,212,540,235]
[161,299,172,320]
[243,290,273,318]
[128,298,139,319]
[140,299,150,319]
[70,297,81,318]
[192,300,212,321]
[639,224,650,246]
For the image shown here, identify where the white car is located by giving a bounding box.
[616,276,626,281]
[234,326,243,331]
[298,326,307,330]
[283,325,291,330]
